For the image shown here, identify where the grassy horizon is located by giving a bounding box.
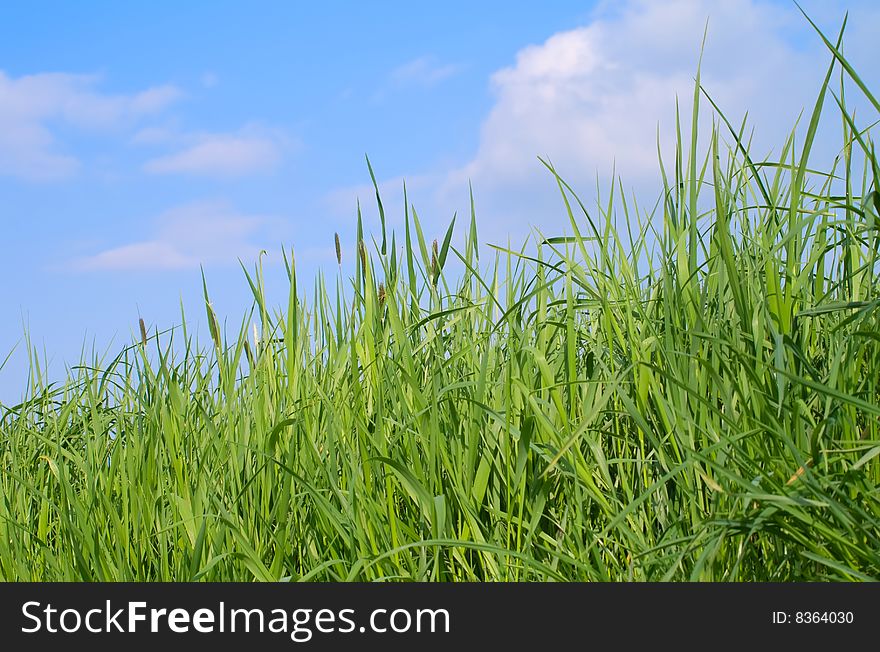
[1,15,878,581]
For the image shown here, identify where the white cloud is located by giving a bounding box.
[449,0,814,192]
[0,71,181,181]
[390,56,461,87]
[366,0,880,244]
[73,200,286,271]
[77,241,197,271]
[143,127,286,177]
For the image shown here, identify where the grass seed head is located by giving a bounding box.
[138,317,147,346]
[334,232,341,265]
[243,339,254,367]
[206,303,221,350]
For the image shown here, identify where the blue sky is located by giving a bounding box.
[1,0,878,401]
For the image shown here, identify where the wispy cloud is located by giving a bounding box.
[77,241,197,271]
[72,200,286,271]
[390,56,461,87]
[143,125,288,177]
[0,71,181,181]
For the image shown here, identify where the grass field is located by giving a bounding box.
[1,18,878,581]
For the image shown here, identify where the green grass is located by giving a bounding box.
[1,17,879,581]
